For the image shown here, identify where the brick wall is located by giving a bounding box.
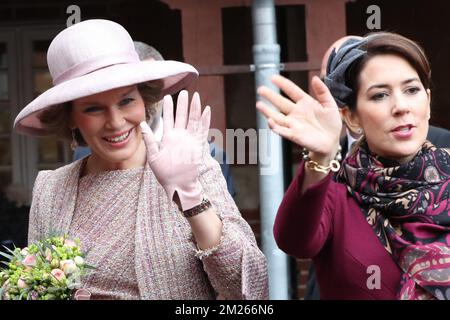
[296,258,312,299]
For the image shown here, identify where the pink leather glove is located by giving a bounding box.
[140,90,211,211]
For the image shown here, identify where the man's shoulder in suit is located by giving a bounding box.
[428,125,450,148]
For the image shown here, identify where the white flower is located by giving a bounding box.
[60,259,78,275]
[74,256,84,266]
[20,247,28,256]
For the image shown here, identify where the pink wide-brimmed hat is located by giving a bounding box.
[13,19,198,136]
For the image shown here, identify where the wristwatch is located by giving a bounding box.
[182,198,212,218]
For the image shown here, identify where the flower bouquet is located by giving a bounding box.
[0,235,93,300]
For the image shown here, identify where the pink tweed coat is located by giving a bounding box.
[28,146,269,299]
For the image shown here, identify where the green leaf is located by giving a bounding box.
[2,245,15,254]
[1,246,16,258]
[34,242,46,258]
[83,264,96,270]
[2,245,24,262]
[18,291,26,300]
[41,241,54,253]
[0,251,13,261]
[46,286,63,294]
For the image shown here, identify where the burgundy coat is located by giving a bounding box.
[274,162,402,299]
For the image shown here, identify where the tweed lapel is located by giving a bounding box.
[52,160,84,236]
[134,163,173,299]
[134,163,152,298]
[134,163,198,299]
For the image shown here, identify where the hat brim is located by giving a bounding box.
[14,60,198,136]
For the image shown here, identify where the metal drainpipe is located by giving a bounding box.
[251,0,290,299]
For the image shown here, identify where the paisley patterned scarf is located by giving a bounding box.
[336,140,450,300]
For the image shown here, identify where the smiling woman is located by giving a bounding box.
[12,19,268,300]
[39,85,150,173]
[256,32,450,300]
[69,85,147,173]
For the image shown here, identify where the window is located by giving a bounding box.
[0,25,67,204]
[0,34,13,190]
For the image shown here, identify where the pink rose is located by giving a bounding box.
[17,278,28,289]
[51,268,66,282]
[22,254,37,267]
[45,249,52,262]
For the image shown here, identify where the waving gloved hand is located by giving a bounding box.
[140,90,211,211]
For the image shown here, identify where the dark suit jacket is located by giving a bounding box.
[427,125,450,148]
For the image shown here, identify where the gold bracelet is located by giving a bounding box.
[301,146,342,174]
[305,159,340,173]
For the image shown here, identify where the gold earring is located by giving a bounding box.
[71,130,78,151]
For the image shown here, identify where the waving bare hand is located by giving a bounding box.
[256,75,342,158]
